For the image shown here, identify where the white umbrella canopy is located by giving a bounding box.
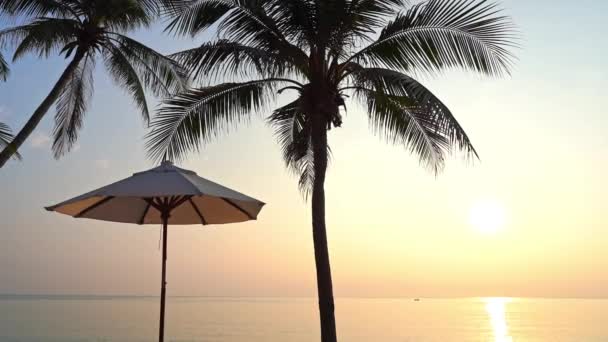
[46,160,265,342]
[46,160,265,225]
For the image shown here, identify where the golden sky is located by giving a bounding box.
[1,0,607,297]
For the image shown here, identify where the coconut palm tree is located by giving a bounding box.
[146,0,517,341]
[0,0,186,167]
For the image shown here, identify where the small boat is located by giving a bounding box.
[414,298,420,301]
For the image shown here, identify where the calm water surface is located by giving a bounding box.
[1,297,606,341]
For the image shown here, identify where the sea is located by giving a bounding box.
[0,296,606,341]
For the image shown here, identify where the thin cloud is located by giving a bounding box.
[30,132,51,148]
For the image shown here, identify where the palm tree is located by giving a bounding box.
[0,0,186,167]
[146,1,517,341]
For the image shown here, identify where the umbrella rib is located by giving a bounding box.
[221,198,255,220]
[145,198,164,211]
[138,199,152,225]
[75,196,115,218]
[171,195,192,210]
[168,196,178,207]
[188,198,207,225]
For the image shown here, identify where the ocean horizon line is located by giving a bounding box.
[1,294,607,300]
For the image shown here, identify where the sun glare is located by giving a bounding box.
[484,297,513,342]
[469,199,506,234]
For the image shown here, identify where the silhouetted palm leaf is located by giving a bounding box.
[268,100,315,195]
[0,0,76,18]
[146,79,289,162]
[52,54,94,157]
[164,1,310,69]
[328,0,407,58]
[171,39,303,83]
[350,0,517,76]
[0,18,78,60]
[349,67,477,161]
[107,34,186,97]
[163,0,234,36]
[1,0,162,20]
[266,0,316,46]
[362,89,450,170]
[103,44,150,122]
[0,122,21,160]
[0,52,8,81]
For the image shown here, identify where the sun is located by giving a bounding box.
[469,199,506,234]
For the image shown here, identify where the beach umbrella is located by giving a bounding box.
[45,161,265,342]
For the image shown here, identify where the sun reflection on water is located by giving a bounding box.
[484,298,513,342]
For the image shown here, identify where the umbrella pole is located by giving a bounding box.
[159,211,169,342]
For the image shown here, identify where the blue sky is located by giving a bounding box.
[1,0,607,297]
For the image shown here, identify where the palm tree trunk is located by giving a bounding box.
[311,113,337,342]
[0,50,86,168]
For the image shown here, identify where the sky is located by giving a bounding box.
[1,0,607,298]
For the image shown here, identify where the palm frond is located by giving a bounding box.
[0,18,78,61]
[267,99,316,196]
[52,53,94,158]
[315,0,363,53]
[108,33,187,97]
[0,122,21,160]
[334,0,409,45]
[350,0,518,76]
[294,142,315,197]
[92,0,152,32]
[163,0,234,36]
[171,39,303,83]
[138,0,164,17]
[216,1,282,46]
[358,88,449,171]
[315,0,407,52]
[267,0,317,47]
[164,0,310,69]
[353,68,478,170]
[0,52,9,81]
[103,44,150,123]
[217,1,311,70]
[0,0,76,18]
[146,79,282,162]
